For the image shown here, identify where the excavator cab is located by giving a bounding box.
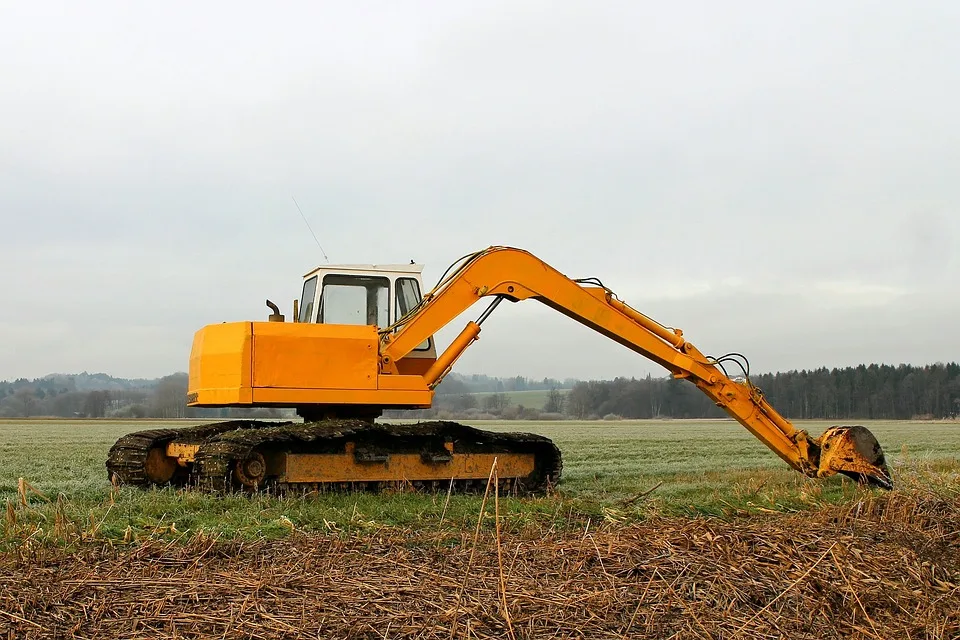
[298,264,415,327]
[295,263,438,366]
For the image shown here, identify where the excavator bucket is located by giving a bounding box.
[815,425,892,489]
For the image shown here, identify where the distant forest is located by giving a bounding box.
[0,363,957,421]
[559,363,960,421]
[0,372,226,420]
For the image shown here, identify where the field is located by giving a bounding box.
[1,418,959,638]
[469,389,563,408]
[2,418,958,538]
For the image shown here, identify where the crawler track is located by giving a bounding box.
[105,428,183,486]
[105,421,289,486]
[106,420,562,495]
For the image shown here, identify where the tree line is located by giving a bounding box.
[435,373,576,395]
[563,363,960,420]
[0,373,284,419]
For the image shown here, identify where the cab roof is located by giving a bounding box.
[303,263,425,279]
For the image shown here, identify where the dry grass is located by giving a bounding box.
[2,490,957,639]
[2,419,958,637]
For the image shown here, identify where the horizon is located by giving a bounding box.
[5,357,958,387]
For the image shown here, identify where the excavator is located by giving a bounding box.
[107,246,892,493]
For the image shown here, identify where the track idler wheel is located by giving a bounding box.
[233,451,267,489]
[143,447,177,484]
[816,425,892,489]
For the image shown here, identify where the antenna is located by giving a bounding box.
[292,196,330,263]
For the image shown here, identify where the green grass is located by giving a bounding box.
[1,418,958,547]
[469,389,563,408]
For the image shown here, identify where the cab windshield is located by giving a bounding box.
[319,275,390,326]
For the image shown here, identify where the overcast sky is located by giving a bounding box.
[1,1,957,382]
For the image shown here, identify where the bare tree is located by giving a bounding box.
[451,393,478,412]
[152,374,188,418]
[482,392,509,415]
[543,388,564,414]
[52,391,86,417]
[83,390,111,418]
[14,388,37,417]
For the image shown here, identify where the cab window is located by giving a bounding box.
[319,275,390,326]
[396,277,422,319]
[299,276,318,323]
[396,277,431,350]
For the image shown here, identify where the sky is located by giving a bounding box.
[1,1,958,382]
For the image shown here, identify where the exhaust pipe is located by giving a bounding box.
[266,299,285,323]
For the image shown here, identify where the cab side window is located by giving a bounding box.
[299,276,318,323]
[396,277,431,350]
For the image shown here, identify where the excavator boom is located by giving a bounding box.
[379,246,891,488]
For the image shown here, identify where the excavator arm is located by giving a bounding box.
[381,246,891,488]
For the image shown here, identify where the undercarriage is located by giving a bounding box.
[106,420,562,494]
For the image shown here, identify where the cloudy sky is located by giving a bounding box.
[1,1,957,382]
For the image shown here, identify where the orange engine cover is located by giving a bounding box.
[187,322,432,409]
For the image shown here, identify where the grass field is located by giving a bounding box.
[468,389,564,408]
[1,417,958,546]
[2,418,959,638]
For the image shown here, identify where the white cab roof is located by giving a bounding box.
[303,263,425,279]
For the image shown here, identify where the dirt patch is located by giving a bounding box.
[2,492,958,639]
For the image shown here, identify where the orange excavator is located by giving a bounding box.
[107,246,892,492]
